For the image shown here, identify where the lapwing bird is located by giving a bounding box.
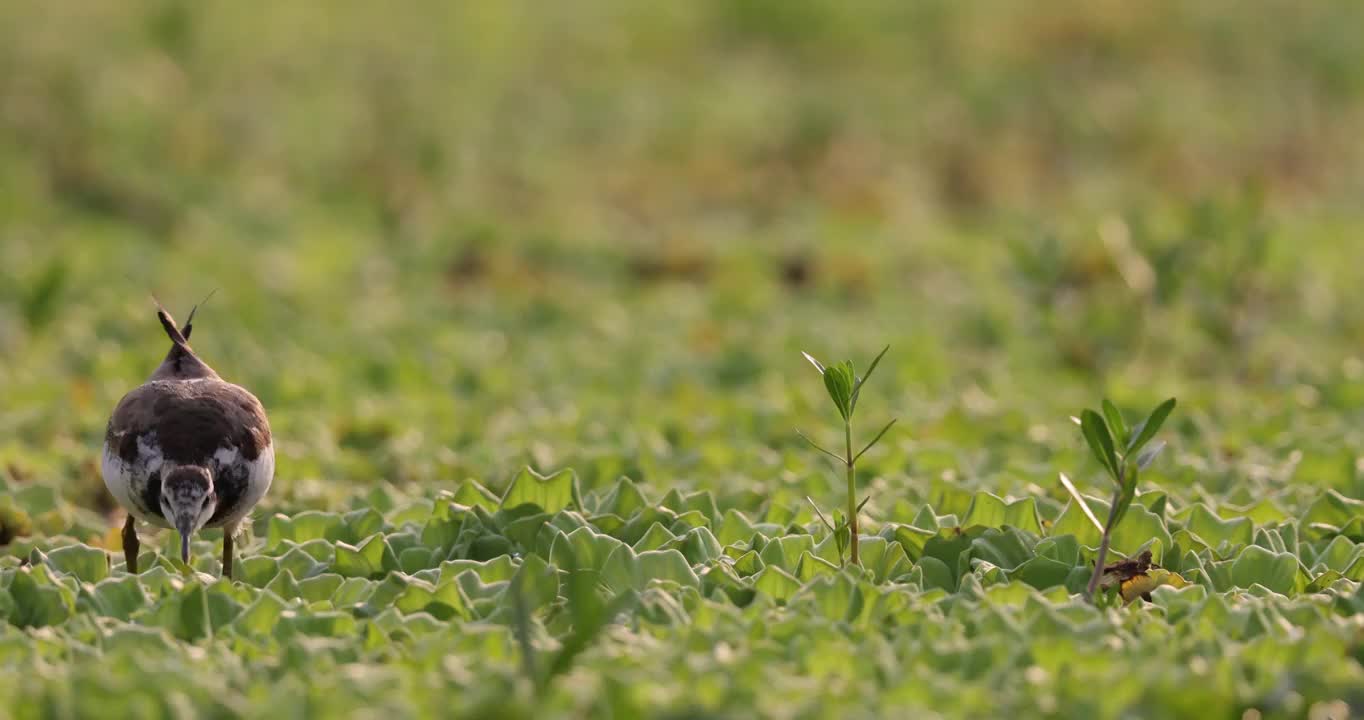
[101,302,273,578]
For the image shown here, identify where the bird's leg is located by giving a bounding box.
[222,526,234,580]
[122,514,140,574]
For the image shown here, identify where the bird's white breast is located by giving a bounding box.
[211,443,274,530]
[101,441,169,527]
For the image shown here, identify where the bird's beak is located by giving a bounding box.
[175,518,193,564]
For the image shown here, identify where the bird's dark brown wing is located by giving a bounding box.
[107,380,270,465]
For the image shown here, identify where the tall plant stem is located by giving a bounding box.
[1085,485,1123,601]
[845,419,859,566]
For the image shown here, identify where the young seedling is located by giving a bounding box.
[1064,397,1177,603]
[806,496,861,566]
[797,346,896,567]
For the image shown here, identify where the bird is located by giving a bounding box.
[100,299,274,578]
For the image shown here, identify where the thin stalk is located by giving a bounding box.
[1085,485,1124,602]
[845,418,859,566]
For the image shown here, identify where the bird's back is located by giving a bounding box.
[106,379,271,467]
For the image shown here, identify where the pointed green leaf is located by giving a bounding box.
[822,361,856,421]
[1080,409,1119,481]
[853,418,898,463]
[1101,399,1128,447]
[850,345,889,412]
[1128,397,1176,455]
[1135,440,1167,470]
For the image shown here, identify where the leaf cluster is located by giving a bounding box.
[1076,398,1176,528]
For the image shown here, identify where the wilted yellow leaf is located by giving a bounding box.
[1120,568,1188,604]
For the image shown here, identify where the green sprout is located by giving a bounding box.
[797,346,896,567]
[1064,397,1177,603]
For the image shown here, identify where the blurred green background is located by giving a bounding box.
[3,0,1364,538]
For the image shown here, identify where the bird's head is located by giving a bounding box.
[160,466,217,563]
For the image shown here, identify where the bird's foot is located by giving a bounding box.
[122,515,140,574]
[222,528,234,580]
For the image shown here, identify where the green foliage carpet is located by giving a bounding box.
[2,1,1364,718]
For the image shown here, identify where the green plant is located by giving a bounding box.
[797,346,896,567]
[1065,397,1177,603]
